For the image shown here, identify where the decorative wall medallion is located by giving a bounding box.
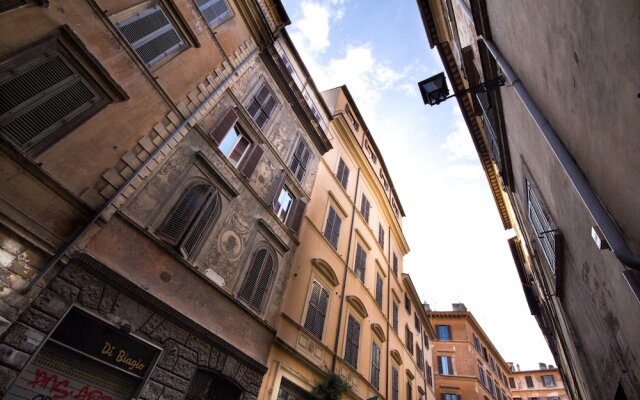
[218,229,243,261]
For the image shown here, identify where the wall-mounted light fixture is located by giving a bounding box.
[418,72,505,106]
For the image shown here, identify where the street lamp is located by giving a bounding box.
[418,72,505,106]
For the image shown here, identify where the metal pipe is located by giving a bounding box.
[478,36,640,271]
[21,48,259,294]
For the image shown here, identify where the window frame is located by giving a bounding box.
[323,205,342,250]
[289,135,312,182]
[436,324,451,340]
[303,279,330,340]
[353,242,367,283]
[344,313,361,369]
[375,271,383,307]
[437,355,454,375]
[238,245,277,313]
[360,194,370,223]
[336,157,350,189]
[193,0,233,28]
[371,341,381,390]
[246,80,279,130]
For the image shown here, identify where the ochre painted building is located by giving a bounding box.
[0,0,332,397]
[417,0,640,398]
[508,365,569,400]
[257,85,437,400]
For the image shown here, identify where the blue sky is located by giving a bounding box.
[282,0,554,370]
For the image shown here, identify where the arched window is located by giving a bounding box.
[157,183,221,258]
[186,369,242,400]
[239,247,275,311]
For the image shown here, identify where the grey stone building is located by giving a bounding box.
[417,0,640,399]
[0,0,330,398]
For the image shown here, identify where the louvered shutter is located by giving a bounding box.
[360,195,370,222]
[437,356,443,374]
[157,184,212,245]
[212,108,238,144]
[251,253,273,310]
[286,198,306,233]
[298,144,311,181]
[392,367,399,400]
[371,342,380,389]
[195,0,230,26]
[392,302,398,331]
[269,170,286,208]
[304,282,321,335]
[239,249,265,303]
[238,143,263,178]
[0,48,103,155]
[354,245,366,282]
[314,287,328,339]
[179,190,220,257]
[375,273,383,306]
[447,357,454,375]
[330,211,341,248]
[345,316,360,368]
[116,5,184,67]
[239,249,274,311]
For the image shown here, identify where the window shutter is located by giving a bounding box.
[212,108,238,144]
[345,316,360,368]
[116,5,184,67]
[447,357,453,375]
[179,190,220,257]
[437,356,443,374]
[239,249,274,311]
[239,143,263,178]
[157,184,212,245]
[304,281,320,335]
[314,286,329,339]
[0,51,103,154]
[286,198,306,233]
[195,0,230,26]
[269,170,286,208]
[354,245,366,282]
[375,273,383,306]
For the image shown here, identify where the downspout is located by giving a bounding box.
[332,168,361,371]
[21,48,259,294]
[478,36,640,271]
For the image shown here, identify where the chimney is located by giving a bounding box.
[548,364,554,369]
[423,302,431,312]
[507,362,514,371]
[452,303,467,312]
[539,363,547,370]
[516,364,520,372]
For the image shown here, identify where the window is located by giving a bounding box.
[392,301,399,332]
[0,36,113,156]
[391,367,399,400]
[542,375,555,387]
[482,346,488,362]
[115,4,186,68]
[423,332,430,349]
[247,83,277,129]
[406,381,412,400]
[195,0,231,27]
[354,243,366,283]
[417,346,424,370]
[443,394,459,400]
[437,355,453,375]
[436,325,451,340]
[344,315,360,368]
[526,178,561,274]
[157,183,221,258]
[414,314,421,332]
[336,158,350,189]
[488,379,495,396]
[490,357,496,372]
[405,294,411,314]
[525,375,534,388]
[186,369,241,400]
[478,365,486,386]
[426,364,433,387]
[274,186,293,222]
[375,272,383,307]
[371,342,381,390]
[473,334,482,352]
[239,247,275,311]
[344,104,359,131]
[405,326,414,355]
[392,253,398,276]
[289,137,311,181]
[277,379,313,400]
[303,280,329,340]
[211,109,263,178]
[547,397,559,400]
[323,206,342,249]
[360,194,370,223]
[378,223,385,249]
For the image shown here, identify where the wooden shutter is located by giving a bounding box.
[157,184,212,245]
[195,0,230,26]
[286,198,307,233]
[290,139,310,181]
[304,281,328,340]
[437,356,443,374]
[337,159,349,188]
[378,224,385,248]
[212,108,238,144]
[392,302,398,331]
[375,273,383,306]
[371,342,380,389]
[354,244,366,282]
[239,143,263,178]
[344,315,360,368]
[116,5,184,67]
[360,195,370,222]
[179,190,220,257]
[239,249,274,311]
[392,367,399,400]
[447,357,453,375]
[268,170,286,208]
[0,46,103,155]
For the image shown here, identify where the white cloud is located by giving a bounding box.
[441,108,476,161]
[291,2,331,53]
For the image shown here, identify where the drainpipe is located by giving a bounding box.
[20,49,259,294]
[478,36,640,271]
[385,224,391,400]
[331,168,361,371]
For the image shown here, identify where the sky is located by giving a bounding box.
[281,0,554,370]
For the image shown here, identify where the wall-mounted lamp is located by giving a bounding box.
[418,72,505,106]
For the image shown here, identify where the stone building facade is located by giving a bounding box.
[428,304,513,400]
[507,364,569,400]
[0,0,330,398]
[257,85,436,400]
[417,0,640,398]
